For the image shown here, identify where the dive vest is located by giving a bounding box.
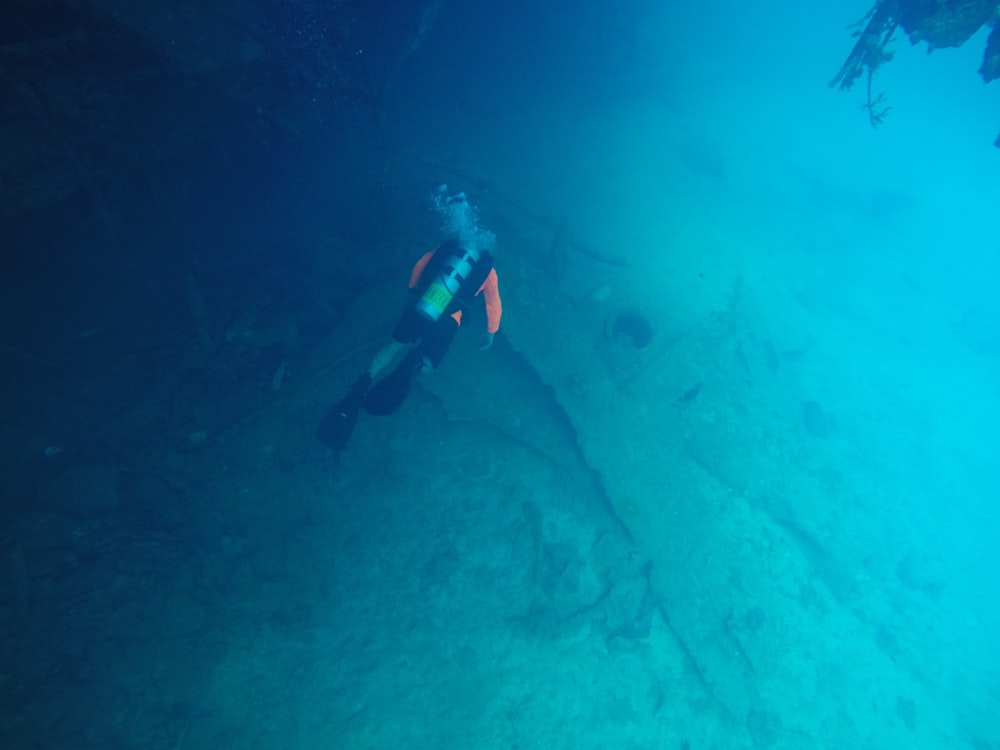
[413,240,494,322]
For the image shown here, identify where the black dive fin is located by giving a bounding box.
[364,350,423,416]
[316,374,371,451]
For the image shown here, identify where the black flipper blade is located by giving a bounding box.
[363,350,423,416]
[316,375,371,450]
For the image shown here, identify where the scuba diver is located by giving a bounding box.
[317,187,502,451]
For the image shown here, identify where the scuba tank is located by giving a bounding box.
[414,245,478,322]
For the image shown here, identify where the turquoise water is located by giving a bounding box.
[2,1,998,748]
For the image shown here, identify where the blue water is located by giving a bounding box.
[2,1,998,748]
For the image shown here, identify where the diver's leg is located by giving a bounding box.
[368,340,406,379]
[369,308,426,379]
[419,315,459,372]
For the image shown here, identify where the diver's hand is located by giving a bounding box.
[479,332,495,350]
